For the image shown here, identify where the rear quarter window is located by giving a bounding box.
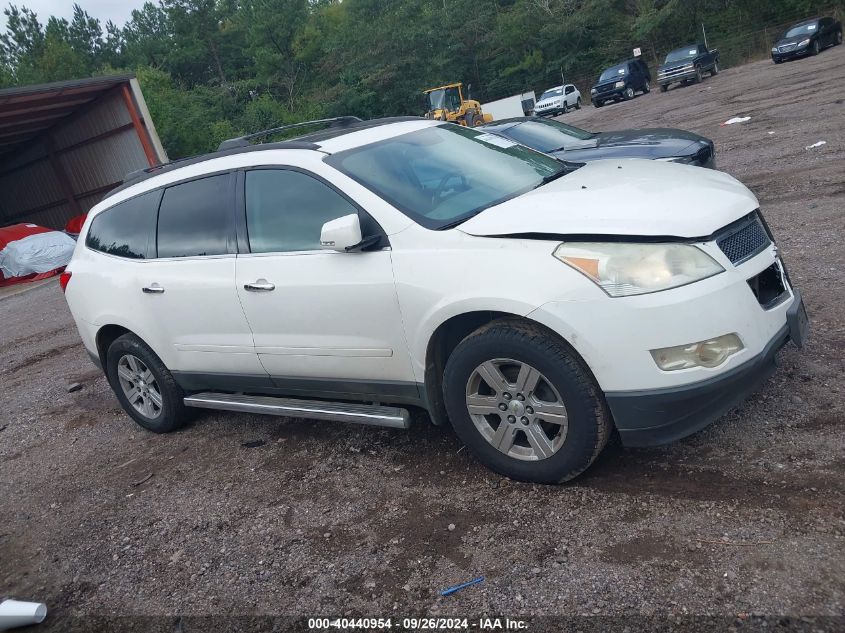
[85,190,160,259]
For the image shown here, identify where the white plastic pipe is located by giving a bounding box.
[0,599,47,631]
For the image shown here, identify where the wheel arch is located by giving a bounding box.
[423,310,603,427]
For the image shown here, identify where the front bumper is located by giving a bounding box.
[606,289,807,447]
[658,70,697,85]
[592,88,624,102]
[772,47,810,61]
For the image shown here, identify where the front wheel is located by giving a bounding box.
[811,40,820,55]
[642,81,650,94]
[442,321,611,483]
[693,67,703,83]
[106,333,190,433]
[624,86,635,100]
[660,84,668,93]
[836,30,842,45]
[710,62,719,76]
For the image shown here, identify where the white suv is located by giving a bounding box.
[62,117,808,483]
[535,84,582,116]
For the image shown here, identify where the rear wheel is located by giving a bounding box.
[442,321,611,484]
[106,333,190,433]
[575,97,582,109]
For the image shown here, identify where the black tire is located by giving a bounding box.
[642,80,650,94]
[593,100,603,108]
[624,86,635,100]
[660,84,668,93]
[836,30,842,46]
[575,97,581,109]
[442,320,612,484]
[693,67,703,83]
[773,58,782,64]
[105,333,190,433]
[465,112,479,127]
[811,40,820,56]
[710,62,719,76]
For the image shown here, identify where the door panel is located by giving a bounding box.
[236,250,414,383]
[136,257,266,376]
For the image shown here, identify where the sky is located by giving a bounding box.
[1,0,139,31]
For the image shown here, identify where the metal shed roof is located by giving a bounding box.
[0,74,136,159]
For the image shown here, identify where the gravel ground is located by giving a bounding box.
[1,49,844,632]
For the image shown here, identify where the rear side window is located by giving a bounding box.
[157,174,232,258]
[245,169,358,253]
[86,191,159,259]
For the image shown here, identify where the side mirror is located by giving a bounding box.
[320,214,362,252]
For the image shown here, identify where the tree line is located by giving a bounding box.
[1,0,841,158]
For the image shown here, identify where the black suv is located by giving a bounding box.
[590,58,651,108]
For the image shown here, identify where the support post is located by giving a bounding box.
[121,84,158,167]
[46,135,82,216]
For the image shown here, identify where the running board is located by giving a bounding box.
[183,392,410,429]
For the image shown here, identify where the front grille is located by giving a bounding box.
[716,212,771,265]
[778,43,797,52]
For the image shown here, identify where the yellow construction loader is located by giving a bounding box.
[423,82,493,126]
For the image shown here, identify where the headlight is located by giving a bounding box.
[656,155,695,164]
[771,47,778,53]
[614,81,625,88]
[552,242,724,297]
[590,88,597,94]
[798,38,810,47]
[651,334,744,371]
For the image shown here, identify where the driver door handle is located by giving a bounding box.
[244,279,275,292]
[142,283,164,294]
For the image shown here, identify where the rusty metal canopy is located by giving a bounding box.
[0,74,135,159]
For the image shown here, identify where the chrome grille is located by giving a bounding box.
[716,212,771,265]
[778,43,797,52]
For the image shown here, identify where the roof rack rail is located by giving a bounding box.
[217,116,363,151]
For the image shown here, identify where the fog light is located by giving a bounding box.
[651,334,744,371]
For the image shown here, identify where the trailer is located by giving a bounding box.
[481,91,536,121]
[0,74,167,230]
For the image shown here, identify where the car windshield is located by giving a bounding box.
[785,22,818,37]
[327,124,565,230]
[540,87,563,100]
[599,65,627,82]
[490,119,595,153]
[665,47,699,63]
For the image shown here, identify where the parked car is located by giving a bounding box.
[480,117,715,168]
[657,44,719,91]
[62,117,808,484]
[590,58,651,107]
[771,17,842,62]
[535,84,582,116]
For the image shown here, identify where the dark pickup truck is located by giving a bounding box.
[657,44,719,92]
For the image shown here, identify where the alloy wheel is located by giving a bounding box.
[117,354,163,419]
[465,358,568,461]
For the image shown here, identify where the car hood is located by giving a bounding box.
[457,159,758,239]
[582,128,706,158]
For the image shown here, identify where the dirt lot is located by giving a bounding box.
[1,48,844,632]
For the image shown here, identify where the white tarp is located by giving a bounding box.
[0,230,75,278]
